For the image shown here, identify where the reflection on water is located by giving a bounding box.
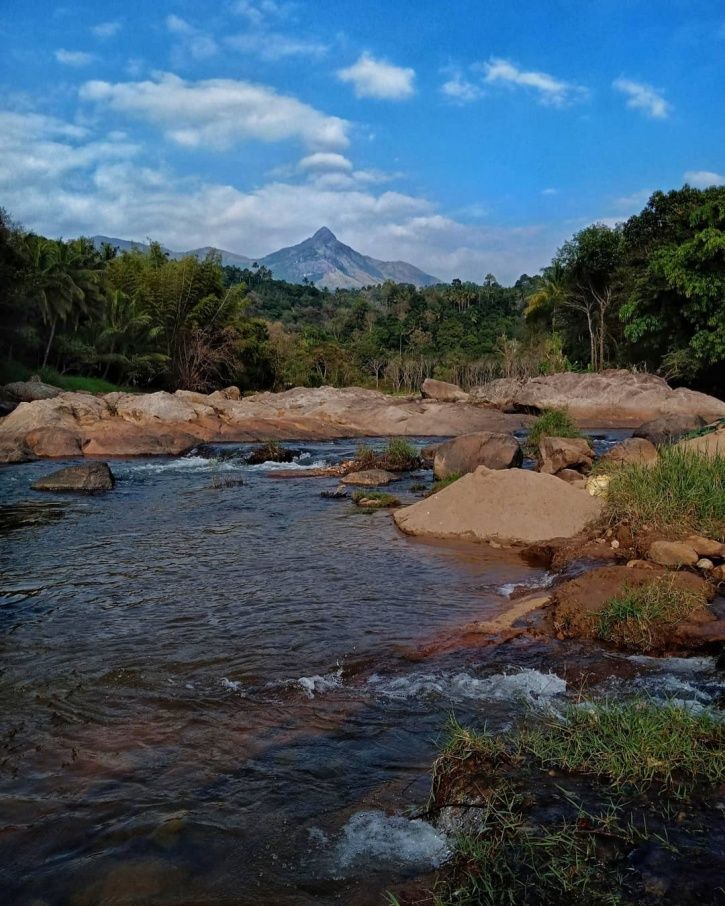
[0,436,721,904]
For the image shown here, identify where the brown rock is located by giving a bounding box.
[711,565,725,583]
[24,427,83,458]
[601,436,658,466]
[421,378,469,402]
[686,535,725,558]
[210,385,241,401]
[433,431,522,479]
[340,469,398,486]
[647,540,699,568]
[627,559,655,569]
[2,379,62,403]
[469,370,725,425]
[677,426,725,458]
[633,414,706,446]
[556,468,587,484]
[32,461,115,493]
[393,466,603,546]
[538,436,593,475]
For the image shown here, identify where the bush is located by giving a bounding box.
[606,446,725,541]
[527,408,582,451]
[596,575,704,651]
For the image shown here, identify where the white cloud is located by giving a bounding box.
[338,52,415,100]
[613,78,670,119]
[225,32,328,61]
[440,72,482,104]
[542,188,558,196]
[91,21,121,39]
[684,169,725,188]
[165,15,218,61]
[55,49,95,66]
[480,57,586,107]
[79,72,350,150]
[232,0,291,24]
[613,188,653,211]
[299,152,353,172]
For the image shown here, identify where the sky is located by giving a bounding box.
[1,0,724,283]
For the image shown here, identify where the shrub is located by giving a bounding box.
[527,408,582,451]
[596,575,704,651]
[605,446,725,541]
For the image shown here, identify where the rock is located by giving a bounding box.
[556,468,586,484]
[421,378,469,402]
[24,427,83,458]
[697,558,715,571]
[210,385,241,401]
[113,391,198,423]
[633,414,707,446]
[31,461,115,493]
[2,380,63,403]
[627,559,655,569]
[647,540,699,568]
[586,474,610,497]
[353,493,400,508]
[469,370,725,425]
[321,485,348,499]
[711,565,725,583]
[677,426,725,459]
[393,466,604,545]
[420,444,439,464]
[686,535,725,558]
[601,437,658,466]
[538,436,593,475]
[340,469,398,486]
[246,443,297,465]
[433,431,523,479]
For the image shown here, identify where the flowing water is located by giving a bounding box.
[0,437,722,905]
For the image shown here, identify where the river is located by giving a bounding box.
[0,438,722,904]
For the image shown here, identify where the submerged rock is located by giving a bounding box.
[433,431,522,479]
[321,485,348,499]
[393,465,603,545]
[341,469,398,487]
[246,442,298,465]
[32,461,115,493]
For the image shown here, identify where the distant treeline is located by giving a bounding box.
[1,185,723,395]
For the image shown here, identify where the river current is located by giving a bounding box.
[1,437,722,904]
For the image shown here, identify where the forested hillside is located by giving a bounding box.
[1,185,723,396]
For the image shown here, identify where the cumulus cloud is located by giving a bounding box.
[338,52,415,100]
[440,72,482,104]
[684,169,725,188]
[55,49,95,66]
[225,31,328,61]
[613,78,670,119]
[480,57,586,107]
[299,152,354,172]
[91,21,121,39]
[232,0,291,24]
[79,72,350,150]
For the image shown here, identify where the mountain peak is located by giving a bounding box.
[312,226,336,242]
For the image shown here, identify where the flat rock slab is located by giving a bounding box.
[32,462,115,493]
[341,469,398,486]
[393,465,603,545]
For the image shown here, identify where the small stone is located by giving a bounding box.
[647,540,699,568]
[711,565,725,583]
[610,539,620,549]
[696,558,714,571]
[686,535,725,558]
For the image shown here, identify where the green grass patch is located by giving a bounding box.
[353,438,421,472]
[0,360,134,393]
[427,472,462,496]
[527,408,582,451]
[596,575,704,651]
[351,490,400,508]
[605,445,725,541]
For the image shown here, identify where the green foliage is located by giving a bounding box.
[596,576,704,651]
[428,472,462,495]
[605,446,725,541]
[351,490,400,508]
[527,408,582,450]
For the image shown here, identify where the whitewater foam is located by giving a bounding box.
[296,668,344,698]
[332,810,451,875]
[367,667,566,705]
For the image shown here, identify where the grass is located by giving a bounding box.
[427,472,462,496]
[354,438,421,472]
[526,408,583,452]
[351,490,400,508]
[596,575,704,651]
[605,445,725,541]
[438,701,725,794]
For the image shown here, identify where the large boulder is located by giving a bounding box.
[633,414,706,446]
[393,466,604,545]
[32,461,115,493]
[1,379,62,403]
[421,378,469,403]
[677,425,725,458]
[433,431,522,479]
[470,370,725,426]
[601,436,658,466]
[112,391,198,423]
[537,436,593,475]
[340,469,398,486]
[647,540,699,568]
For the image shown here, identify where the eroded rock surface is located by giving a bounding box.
[537,436,593,475]
[393,466,603,545]
[420,378,469,403]
[470,370,725,425]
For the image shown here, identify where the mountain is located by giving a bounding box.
[258,227,439,289]
[90,227,439,289]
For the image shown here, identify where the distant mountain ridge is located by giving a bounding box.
[90,227,439,289]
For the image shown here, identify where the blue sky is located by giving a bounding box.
[1,0,724,281]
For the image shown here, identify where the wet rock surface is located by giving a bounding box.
[31,461,115,493]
